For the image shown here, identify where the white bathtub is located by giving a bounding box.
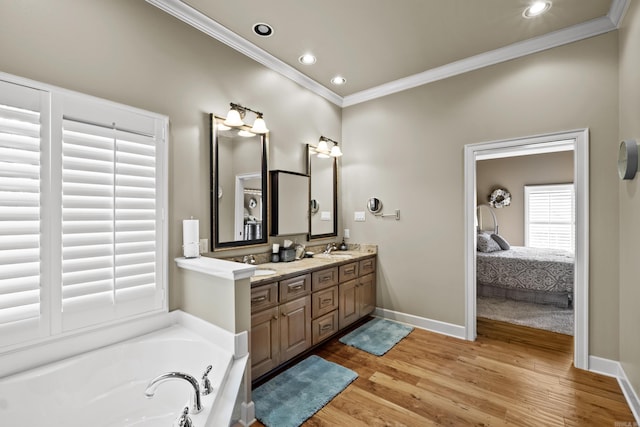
[0,311,248,426]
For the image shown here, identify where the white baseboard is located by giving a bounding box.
[590,356,640,424]
[374,307,466,340]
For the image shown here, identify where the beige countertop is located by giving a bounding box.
[249,246,377,286]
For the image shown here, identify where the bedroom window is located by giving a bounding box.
[0,75,167,352]
[524,184,575,252]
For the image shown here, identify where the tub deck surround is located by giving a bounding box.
[0,310,249,427]
[175,255,257,280]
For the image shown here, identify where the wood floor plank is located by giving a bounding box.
[251,318,635,426]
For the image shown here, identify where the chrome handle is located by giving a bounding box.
[201,365,213,396]
[320,324,332,331]
[289,284,304,290]
[322,298,333,304]
[252,295,267,303]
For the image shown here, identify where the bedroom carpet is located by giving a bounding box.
[477,296,574,335]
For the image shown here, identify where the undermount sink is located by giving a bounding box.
[314,253,353,260]
[253,268,277,277]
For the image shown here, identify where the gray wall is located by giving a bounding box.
[0,0,341,310]
[618,0,640,401]
[341,32,620,360]
[477,151,574,245]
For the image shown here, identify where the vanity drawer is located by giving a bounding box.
[359,257,376,276]
[312,267,339,291]
[312,310,339,345]
[279,274,311,302]
[339,262,359,282]
[312,285,339,318]
[251,282,278,313]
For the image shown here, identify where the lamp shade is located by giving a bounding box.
[317,139,329,153]
[330,145,343,157]
[223,108,244,127]
[250,116,269,134]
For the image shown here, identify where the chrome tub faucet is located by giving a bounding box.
[144,371,202,414]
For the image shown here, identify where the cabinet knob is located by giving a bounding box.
[272,315,278,321]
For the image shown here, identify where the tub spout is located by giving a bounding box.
[144,372,202,414]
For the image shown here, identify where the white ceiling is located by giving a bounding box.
[147,0,627,106]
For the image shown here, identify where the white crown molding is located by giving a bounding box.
[609,0,631,27]
[145,0,343,106]
[148,0,629,109]
[342,14,619,107]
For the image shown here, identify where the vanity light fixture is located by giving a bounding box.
[314,136,343,158]
[223,102,269,134]
[523,1,551,18]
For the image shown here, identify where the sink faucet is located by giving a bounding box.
[243,254,256,264]
[324,243,337,254]
[144,371,202,414]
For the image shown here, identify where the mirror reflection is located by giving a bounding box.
[307,144,338,239]
[211,114,268,250]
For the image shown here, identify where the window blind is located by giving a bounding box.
[525,184,575,252]
[61,118,160,329]
[0,81,46,345]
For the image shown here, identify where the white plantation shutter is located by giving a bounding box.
[0,74,166,352]
[525,184,575,252]
[0,80,48,346]
[61,114,163,330]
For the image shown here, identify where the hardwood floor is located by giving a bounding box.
[253,318,635,426]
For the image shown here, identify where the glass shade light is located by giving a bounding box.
[223,108,244,127]
[238,129,255,137]
[316,139,330,158]
[330,145,343,157]
[250,116,269,134]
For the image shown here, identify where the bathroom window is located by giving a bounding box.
[524,184,575,252]
[0,76,167,351]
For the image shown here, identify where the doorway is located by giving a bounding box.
[464,129,589,369]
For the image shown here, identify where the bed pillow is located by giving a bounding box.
[477,232,502,253]
[490,233,511,250]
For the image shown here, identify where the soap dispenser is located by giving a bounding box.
[339,240,348,251]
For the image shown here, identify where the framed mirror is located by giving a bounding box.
[210,114,269,250]
[307,144,338,239]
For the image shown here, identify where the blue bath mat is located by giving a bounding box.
[339,317,414,356]
[253,355,358,427]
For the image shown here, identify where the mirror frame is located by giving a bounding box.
[307,144,338,240]
[210,114,269,251]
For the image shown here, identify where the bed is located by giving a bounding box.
[475,203,574,308]
[476,246,574,308]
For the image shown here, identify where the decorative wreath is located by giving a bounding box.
[489,188,511,208]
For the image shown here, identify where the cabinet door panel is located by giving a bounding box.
[312,285,339,318]
[339,279,358,329]
[339,262,359,282]
[279,274,311,302]
[251,306,279,379]
[251,282,278,314]
[312,310,339,345]
[312,267,339,291]
[280,295,312,363]
[358,273,376,317]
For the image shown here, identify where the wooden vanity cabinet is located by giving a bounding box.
[251,255,376,381]
[339,258,376,329]
[250,274,312,379]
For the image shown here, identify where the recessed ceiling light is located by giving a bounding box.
[523,1,551,18]
[330,76,346,85]
[299,54,316,65]
[253,23,273,37]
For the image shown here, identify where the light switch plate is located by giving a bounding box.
[354,211,366,222]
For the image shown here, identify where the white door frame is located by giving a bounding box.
[463,129,589,370]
